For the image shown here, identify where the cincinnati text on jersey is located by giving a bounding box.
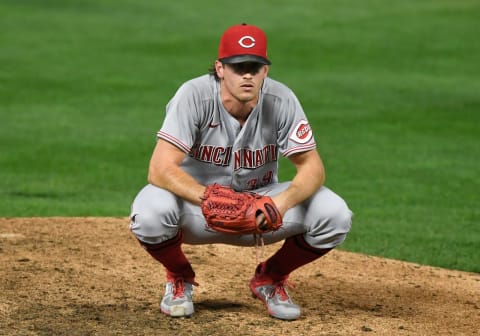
[189,144,277,170]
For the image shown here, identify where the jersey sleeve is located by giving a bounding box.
[276,89,317,157]
[156,80,205,153]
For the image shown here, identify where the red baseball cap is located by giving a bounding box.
[218,23,271,65]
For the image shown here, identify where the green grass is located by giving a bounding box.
[1,0,479,272]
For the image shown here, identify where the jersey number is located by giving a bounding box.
[247,170,273,189]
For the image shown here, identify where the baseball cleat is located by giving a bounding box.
[160,277,196,317]
[250,263,301,320]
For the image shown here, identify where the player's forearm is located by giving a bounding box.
[148,140,206,205]
[277,168,324,212]
[148,165,205,205]
[273,151,325,214]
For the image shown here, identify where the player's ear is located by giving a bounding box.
[262,65,269,78]
[215,60,224,79]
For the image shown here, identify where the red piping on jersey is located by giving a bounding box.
[282,143,317,157]
[157,131,191,153]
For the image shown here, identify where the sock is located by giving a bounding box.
[138,231,196,283]
[264,234,332,281]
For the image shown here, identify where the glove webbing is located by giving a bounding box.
[207,200,244,213]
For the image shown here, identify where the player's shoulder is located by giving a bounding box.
[262,77,296,98]
[183,73,214,85]
[179,74,216,95]
[166,74,216,113]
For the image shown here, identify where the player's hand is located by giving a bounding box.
[270,195,289,218]
[256,213,268,231]
[256,196,286,231]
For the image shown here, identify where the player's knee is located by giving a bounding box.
[130,212,159,237]
[130,187,180,242]
[306,199,353,248]
[130,210,181,244]
[331,203,353,234]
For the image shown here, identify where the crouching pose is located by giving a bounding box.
[130,23,353,320]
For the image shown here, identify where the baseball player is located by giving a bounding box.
[130,23,353,320]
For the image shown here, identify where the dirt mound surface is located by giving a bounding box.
[0,217,478,335]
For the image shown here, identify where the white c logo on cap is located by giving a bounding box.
[238,36,256,48]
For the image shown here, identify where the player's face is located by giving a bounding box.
[216,61,269,103]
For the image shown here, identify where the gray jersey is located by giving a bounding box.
[157,74,316,191]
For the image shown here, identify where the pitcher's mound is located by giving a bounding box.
[1,217,478,335]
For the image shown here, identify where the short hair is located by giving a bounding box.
[208,62,220,81]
